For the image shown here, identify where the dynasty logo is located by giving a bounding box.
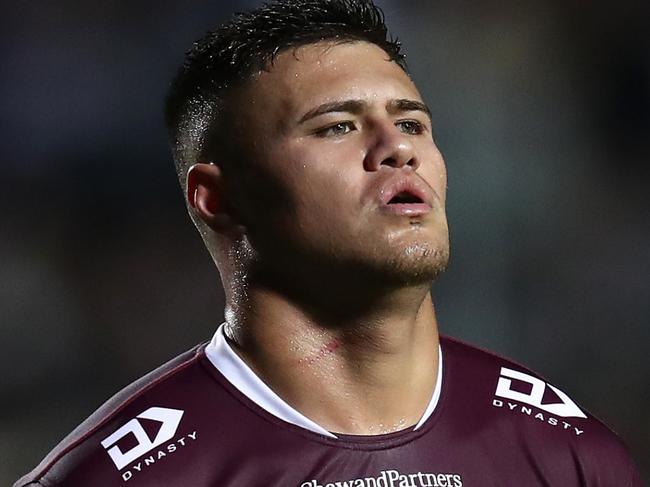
[100,406,198,481]
[492,367,587,436]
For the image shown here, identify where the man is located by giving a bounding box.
[15,0,643,486]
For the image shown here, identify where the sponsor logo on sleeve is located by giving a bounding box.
[492,367,587,436]
[101,406,198,482]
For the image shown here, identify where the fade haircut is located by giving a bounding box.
[164,0,407,192]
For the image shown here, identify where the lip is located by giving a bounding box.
[380,202,432,216]
[377,176,433,216]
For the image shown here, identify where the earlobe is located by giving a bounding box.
[186,162,241,234]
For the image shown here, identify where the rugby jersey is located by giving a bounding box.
[15,325,643,486]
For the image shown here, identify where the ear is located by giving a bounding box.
[186,162,243,234]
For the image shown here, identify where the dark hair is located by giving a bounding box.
[164,0,407,187]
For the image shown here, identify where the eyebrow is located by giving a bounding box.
[388,99,432,121]
[298,98,432,124]
[298,100,366,124]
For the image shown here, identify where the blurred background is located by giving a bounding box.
[1,0,648,483]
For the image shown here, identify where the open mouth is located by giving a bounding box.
[378,178,432,217]
[387,191,424,205]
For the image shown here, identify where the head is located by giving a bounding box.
[165,0,449,303]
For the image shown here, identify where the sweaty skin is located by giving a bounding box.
[189,41,450,434]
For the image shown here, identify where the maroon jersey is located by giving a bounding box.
[15,328,643,487]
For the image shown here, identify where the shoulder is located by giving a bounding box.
[438,335,643,485]
[438,335,616,442]
[14,343,208,487]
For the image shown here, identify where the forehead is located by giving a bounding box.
[235,41,422,124]
[269,40,405,81]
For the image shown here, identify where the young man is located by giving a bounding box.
[15,1,642,486]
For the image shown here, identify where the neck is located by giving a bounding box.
[224,277,440,435]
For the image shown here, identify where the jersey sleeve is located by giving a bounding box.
[623,450,646,487]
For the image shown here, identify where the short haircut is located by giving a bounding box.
[164,0,407,190]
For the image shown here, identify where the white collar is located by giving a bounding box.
[204,323,443,439]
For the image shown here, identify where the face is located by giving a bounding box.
[223,41,449,285]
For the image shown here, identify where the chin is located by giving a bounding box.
[373,241,450,286]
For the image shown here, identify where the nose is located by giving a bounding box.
[363,122,420,172]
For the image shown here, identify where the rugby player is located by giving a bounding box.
[15,0,643,485]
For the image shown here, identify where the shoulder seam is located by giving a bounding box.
[440,334,549,380]
[29,345,204,484]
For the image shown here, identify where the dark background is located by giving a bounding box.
[2,0,648,483]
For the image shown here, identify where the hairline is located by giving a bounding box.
[174,37,407,185]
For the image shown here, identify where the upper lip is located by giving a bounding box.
[378,176,433,207]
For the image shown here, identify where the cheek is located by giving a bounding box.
[284,161,367,250]
[283,141,362,199]
[437,159,448,204]
[419,142,448,204]
[291,163,360,222]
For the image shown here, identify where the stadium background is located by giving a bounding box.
[1,0,648,482]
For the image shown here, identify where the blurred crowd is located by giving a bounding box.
[1,0,648,483]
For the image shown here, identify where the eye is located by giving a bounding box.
[396,120,426,135]
[315,121,356,138]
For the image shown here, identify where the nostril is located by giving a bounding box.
[380,157,417,169]
[380,157,399,167]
